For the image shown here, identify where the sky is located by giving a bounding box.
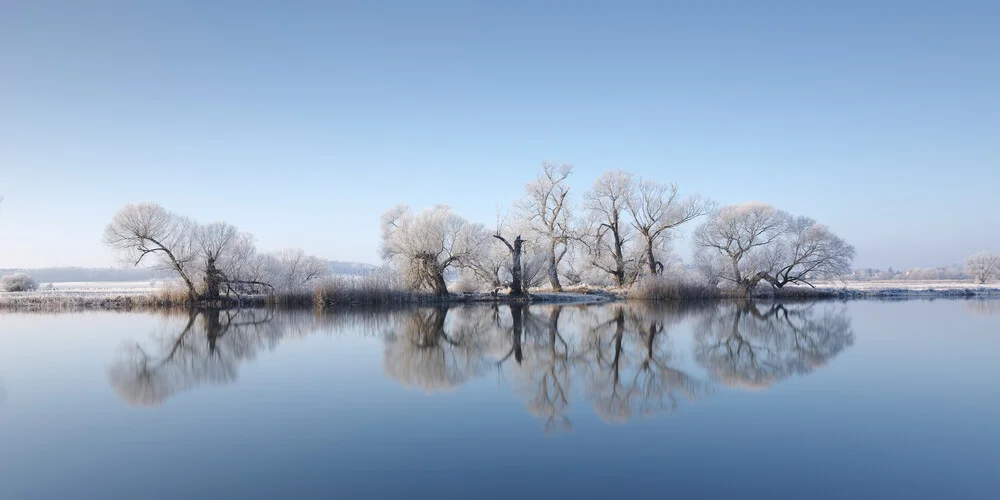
[1,0,998,270]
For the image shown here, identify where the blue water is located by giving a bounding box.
[1,300,998,499]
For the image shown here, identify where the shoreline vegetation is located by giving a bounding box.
[2,275,999,313]
[5,166,998,312]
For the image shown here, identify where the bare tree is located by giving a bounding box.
[693,202,790,295]
[194,222,256,300]
[104,203,199,301]
[489,212,529,296]
[626,179,714,276]
[269,248,331,293]
[584,170,640,287]
[464,237,506,289]
[966,251,1000,284]
[519,162,574,290]
[104,203,310,302]
[493,232,526,296]
[380,204,484,296]
[763,216,855,288]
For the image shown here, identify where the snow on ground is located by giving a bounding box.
[813,280,1000,291]
[807,280,1000,298]
[47,281,161,292]
[0,281,170,310]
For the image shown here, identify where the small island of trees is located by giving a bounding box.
[96,163,859,306]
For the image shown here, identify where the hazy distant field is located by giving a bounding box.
[47,281,161,292]
[814,280,998,291]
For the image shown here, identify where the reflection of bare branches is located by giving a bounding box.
[507,307,574,432]
[577,305,705,423]
[382,307,493,393]
[108,309,314,407]
[694,301,854,390]
[967,299,1000,316]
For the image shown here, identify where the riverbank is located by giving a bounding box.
[2,280,999,312]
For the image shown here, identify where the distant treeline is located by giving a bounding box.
[0,267,157,283]
[848,265,969,281]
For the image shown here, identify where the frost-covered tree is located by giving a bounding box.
[763,216,855,288]
[493,232,526,296]
[380,204,484,296]
[1,272,38,292]
[192,222,263,299]
[694,202,790,295]
[626,179,713,276]
[104,203,294,301]
[518,162,574,290]
[268,248,331,293]
[694,203,854,294]
[584,170,641,287]
[104,203,200,301]
[966,251,1000,284]
[464,236,507,289]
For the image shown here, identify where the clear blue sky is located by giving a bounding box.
[1,0,998,269]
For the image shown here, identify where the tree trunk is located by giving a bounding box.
[510,236,524,296]
[431,269,449,296]
[613,226,626,287]
[494,234,526,296]
[645,238,658,276]
[202,258,222,301]
[548,242,563,291]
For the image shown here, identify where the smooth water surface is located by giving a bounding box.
[1,300,999,499]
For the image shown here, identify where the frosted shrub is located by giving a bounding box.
[1,273,39,292]
[966,251,1000,284]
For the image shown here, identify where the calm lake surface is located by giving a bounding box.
[1,300,999,499]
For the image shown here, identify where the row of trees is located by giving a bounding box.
[847,255,997,283]
[381,164,855,296]
[104,203,329,302]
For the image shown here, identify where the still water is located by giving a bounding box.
[1,300,998,499]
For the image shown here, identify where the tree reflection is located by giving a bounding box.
[967,299,1000,315]
[693,301,854,390]
[502,306,574,431]
[382,306,493,392]
[576,304,705,424]
[106,300,857,427]
[108,308,302,406]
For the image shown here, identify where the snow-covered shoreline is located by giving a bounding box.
[805,280,1000,299]
[2,280,999,312]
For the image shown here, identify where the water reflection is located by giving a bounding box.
[107,301,856,428]
[382,306,493,392]
[694,302,854,390]
[967,299,1000,315]
[109,309,305,406]
[574,304,706,424]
